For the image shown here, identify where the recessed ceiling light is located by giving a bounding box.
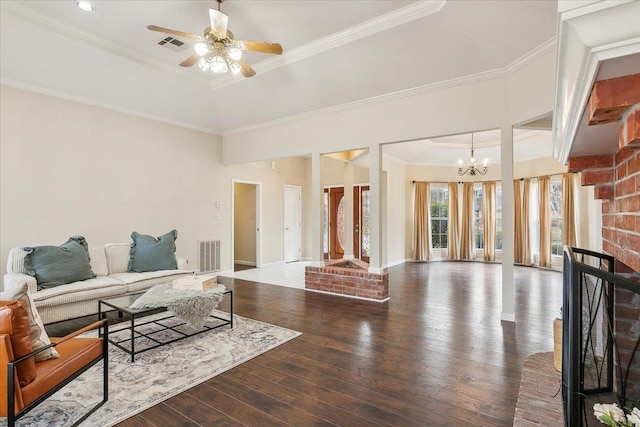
[76,1,94,12]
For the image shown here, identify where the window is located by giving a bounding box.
[430,186,448,249]
[550,178,563,256]
[473,186,483,249]
[496,184,503,250]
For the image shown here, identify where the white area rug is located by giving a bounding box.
[3,311,301,427]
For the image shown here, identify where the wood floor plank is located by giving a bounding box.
[44,262,562,427]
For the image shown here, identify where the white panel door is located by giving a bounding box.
[284,185,302,263]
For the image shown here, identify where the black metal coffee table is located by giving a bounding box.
[98,289,232,362]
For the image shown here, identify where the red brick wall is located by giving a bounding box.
[305,263,389,300]
[601,147,640,272]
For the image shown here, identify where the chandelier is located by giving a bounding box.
[458,133,488,176]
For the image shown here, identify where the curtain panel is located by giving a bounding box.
[482,181,496,261]
[412,181,432,261]
[460,182,474,260]
[538,175,551,268]
[521,178,532,266]
[514,179,524,264]
[447,182,461,260]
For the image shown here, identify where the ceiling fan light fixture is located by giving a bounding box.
[227,46,242,61]
[210,56,228,73]
[229,61,241,76]
[194,42,209,56]
[209,9,228,39]
[76,1,94,12]
[198,57,211,71]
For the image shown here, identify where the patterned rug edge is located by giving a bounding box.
[105,314,302,426]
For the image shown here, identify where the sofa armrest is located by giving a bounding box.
[3,274,37,295]
[177,258,188,270]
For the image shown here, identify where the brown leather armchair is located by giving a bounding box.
[1,300,108,427]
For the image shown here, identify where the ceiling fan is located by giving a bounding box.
[147,0,283,78]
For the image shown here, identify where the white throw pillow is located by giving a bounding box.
[0,282,59,361]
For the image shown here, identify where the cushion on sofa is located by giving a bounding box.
[128,230,178,273]
[29,276,127,307]
[109,270,190,293]
[104,243,132,274]
[0,301,36,387]
[0,283,59,361]
[88,246,108,276]
[23,236,96,290]
[6,247,29,275]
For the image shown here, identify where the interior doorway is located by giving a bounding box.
[325,185,370,262]
[232,180,261,271]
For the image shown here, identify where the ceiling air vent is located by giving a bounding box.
[157,36,187,52]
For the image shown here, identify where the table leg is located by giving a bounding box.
[230,291,234,329]
[130,312,135,363]
[98,302,104,337]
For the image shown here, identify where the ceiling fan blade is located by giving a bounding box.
[236,59,256,78]
[147,25,202,41]
[237,40,283,55]
[179,54,200,67]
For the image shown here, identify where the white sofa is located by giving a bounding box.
[3,243,191,324]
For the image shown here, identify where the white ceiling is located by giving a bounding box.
[383,129,553,166]
[0,0,558,136]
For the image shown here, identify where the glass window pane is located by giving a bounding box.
[430,186,448,250]
[361,190,370,257]
[323,192,329,254]
[550,180,563,255]
[474,186,483,250]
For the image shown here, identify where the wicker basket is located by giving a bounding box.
[553,317,562,372]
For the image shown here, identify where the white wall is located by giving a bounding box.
[383,155,406,266]
[225,157,311,267]
[0,86,312,285]
[0,85,223,282]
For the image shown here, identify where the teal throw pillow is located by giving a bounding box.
[23,236,96,290]
[128,229,178,273]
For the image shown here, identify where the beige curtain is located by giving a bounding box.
[538,175,551,268]
[460,182,474,260]
[482,181,496,261]
[562,172,577,248]
[412,181,432,261]
[514,180,523,264]
[522,178,532,266]
[447,182,460,260]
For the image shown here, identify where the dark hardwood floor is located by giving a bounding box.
[49,262,563,426]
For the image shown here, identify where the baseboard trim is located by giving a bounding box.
[304,288,390,303]
[234,260,256,266]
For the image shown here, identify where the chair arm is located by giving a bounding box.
[177,257,188,270]
[11,319,108,364]
[55,319,107,344]
[1,334,25,416]
[3,273,37,294]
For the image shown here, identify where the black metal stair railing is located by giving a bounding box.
[562,246,640,426]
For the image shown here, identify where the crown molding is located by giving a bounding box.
[209,0,447,91]
[225,38,557,136]
[0,1,210,88]
[1,78,221,135]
